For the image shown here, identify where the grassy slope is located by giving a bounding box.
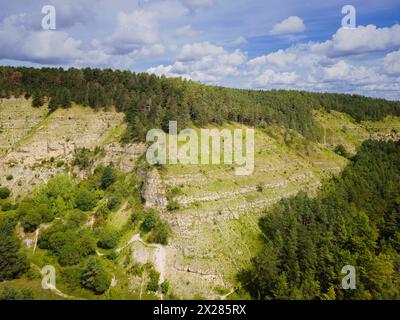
[160,112,400,299]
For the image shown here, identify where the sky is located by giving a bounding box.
[0,0,399,99]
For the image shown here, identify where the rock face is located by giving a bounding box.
[94,143,146,174]
[0,100,145,196]
[142,169,167,210]
[371,130,400,142]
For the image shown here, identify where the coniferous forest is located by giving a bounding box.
[240,140,400,300]
[1,66,400,142]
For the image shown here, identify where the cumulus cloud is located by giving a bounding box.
[148,42,246,83]
[312,24,400,57]
[384,50,400,75]
[248,49,297,69]
[103,10,159,55]
[271,16,305,35]
[0,14,82,64]
[252,69,298,87]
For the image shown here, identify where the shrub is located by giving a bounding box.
[73,148,92,169]
[1,201,13,212]
[334,144,350,159]
[0,287,34,300]
[167,200,180,211]
[36,204,54,223]
[96,227,120,249]
[100,165,117,190]
[141,210,159,233]
[95,204,110,218]
[107,196,120,210]
[81,257,111,294]
[75,188,97,212]
[146,267,160,292]
[56,160,65,168]
[148,222,171,245]
[5,174,13,181]
[131,212,143,224]
[0,187,11,199]
[31,93,44,108]
[64,210,88,228]
[61,267,84,290]
[161,280,170,295]
[21,211,42,232]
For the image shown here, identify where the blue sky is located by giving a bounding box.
[0,0,399,99]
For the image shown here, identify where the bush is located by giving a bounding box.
[32,93,44,108]
[36,204,54,223]
[146,267,160,292]
[81,257,111,294]
[0,187,11,199]
[64,210,88,228]
[95,204,110,218]
[56,160,65,168]
[334,144,350,159]
[75,188,97,212]
[148,222,171,245]
[61,267,84,290]
[1,201,13,212]
[5,174,13,181]
[167,200,180,211]
[161,280,170,294]
[21,211,42,232]
[131,212,143,224]
[96,227,120,249]
[100,165,117,190]
[0,287,34,300]
[141,210,160,233]
[107,196,120,210]
[73,148,92,169]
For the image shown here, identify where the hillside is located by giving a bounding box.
[1,90,400,299]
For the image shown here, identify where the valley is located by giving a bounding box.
[1,97,399,299]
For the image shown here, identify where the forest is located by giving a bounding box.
[1,66,400,142]
[240,140,400,300]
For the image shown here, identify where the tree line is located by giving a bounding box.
[1,66,400,142]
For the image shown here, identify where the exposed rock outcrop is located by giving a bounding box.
[142,169,167,210]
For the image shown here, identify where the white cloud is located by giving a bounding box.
[253,69,298,87]
[148,42,246,83]
[0,15,82,64]
[271,16,305,35]
[384,50,400,75]
[104,10,159,54]
[230,36,247,46]
[176,25,201,37]
[313,24,400,57]
[248,49,297,69]
[322,60,387,85]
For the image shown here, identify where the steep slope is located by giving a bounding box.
[1,97,400,300]
[0,99,145,197]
